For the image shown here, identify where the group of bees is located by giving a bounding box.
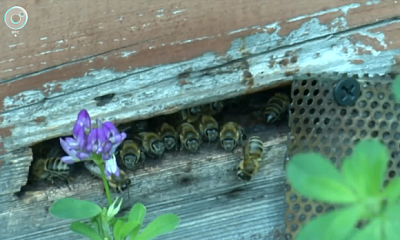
[28,90,291,194]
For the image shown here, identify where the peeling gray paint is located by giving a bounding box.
[1,15,400,152]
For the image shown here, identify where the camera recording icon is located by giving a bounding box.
[4,6,28,35]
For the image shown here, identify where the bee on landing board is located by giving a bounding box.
[237,136,264,181]
[180,106,202,123]
[117,139,146,171]
[30,144,73,187]
[136,132,166,158]
[158,122,178,151]
[197,115,219,143]
[84,158,131,193]
[219,122,246,152]
[177,122,202,153]
[263,92,290,123]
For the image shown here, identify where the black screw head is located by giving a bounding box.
[333,78,360,106]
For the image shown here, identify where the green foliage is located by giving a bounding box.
[287,138,400,240]
[50,198,102,220]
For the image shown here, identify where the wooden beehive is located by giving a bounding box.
[1,1,400,239]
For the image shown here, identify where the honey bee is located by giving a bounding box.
[30,144,72,185]
[263,92,290,123]
[219,122,245,152]
[84,158,131,193]
[177,123,202,152]
[158,123,178,150]
[237,136,264,181]
[198,115,219,142]
[136,132,166,158]
[180,107,202,123]
[200,101,224,115]
[118,140,146,170]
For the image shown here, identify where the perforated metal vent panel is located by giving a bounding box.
[285,75,398,239]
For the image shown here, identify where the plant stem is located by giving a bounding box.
[99,162,113,206]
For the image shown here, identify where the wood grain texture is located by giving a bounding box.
[1,125,289,240]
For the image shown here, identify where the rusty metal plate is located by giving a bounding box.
[285,74,398,239]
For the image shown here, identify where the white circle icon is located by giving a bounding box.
[4,6,28,30]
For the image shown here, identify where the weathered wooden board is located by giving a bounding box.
[1,124,289,239]
[2,1,400,155]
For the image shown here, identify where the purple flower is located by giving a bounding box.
[59,109,126,165]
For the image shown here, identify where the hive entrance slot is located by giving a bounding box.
[16,84,292,204]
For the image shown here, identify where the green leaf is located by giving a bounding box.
[297,205,363,240]
[129,223,141,240]
[135,214,180,240]
[286,153,357,204]
[342,139,389,198]
[119,220,140,239]
[50,198,102,220]
[129,203,147,225]
[70,221,102,240]
[113,219,124,240]
[382,203,400,240]
[392,75,400,104]
[351,218,382,240]
[382,177,400,204]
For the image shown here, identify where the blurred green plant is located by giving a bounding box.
[286,139,400,240]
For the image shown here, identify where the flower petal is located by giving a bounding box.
[60,138,76,156]
[61,156,78,164]
[105,155,120,177]
[76,152,91,161]
[77,109,91,130]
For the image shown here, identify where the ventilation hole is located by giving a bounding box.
[285,234,292,240]
[377,92,385,100]
[323,118,330,125]
[300,135,306,141]
[387,83,392,91]
[357,120,364,127]
[297,99,303,105]
[391,122,399,130]
[360,130,367,138]
[290,193,297,201]
[371,101,379,108]
[389,141,396,150]
[380,121,388,129]
[311,80,318,86]
[323,89,329,96]
[316,127,322,134]
[349,129,356,137]
[285,184,291,191]
[324,147,331,154]
[303,89,310,96]
[304,204,312,212]
[290,108,295,114]
[353,138,360,145]
[331,156,337,164]
[358,100,367,108]
[313,89,319,96]
[365,91,373,99]
[345,119,353,127]
[383,132,390,140]
[293,89,300,96]
[335,147,342,155]
[395,103,400,111]
[309,108,315,115]
[374,111,382,120]
[319,109,326,115]
[301,196,308,202]
[315,205,323,213]
[368,121,376,128]
[291,223,298,231]
[383,102,391,109]
[298,214,306,222]
[293,204,300,212]
[331,137,339,145]
[300,109,306,115]
[317,99,323,105]
[333,118,342,126]
[321,136,328,142]
[287,213,294,221]
[338,128,345,136]
[293,118,300,125]
[389,171,396,178]
[301,80,307,86]
[340,109,347,116]
[385,113,393,120]
[388,160,393,168]
[397,114,400,122]
[302,145,309,151]
[345,148,352,155]
[314,118,320,125]
[361,110,370,118]
[307,99,314,105]
[310,136,317,142]
[351,109,359,118]
[394,133,400,140]
[306,128,312,134]
[362,82,371,89]
[329,108,336,115]
[313,146,320,152]
[375,82,382,90]
[371,131,378,137]
[327,128,334,134]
